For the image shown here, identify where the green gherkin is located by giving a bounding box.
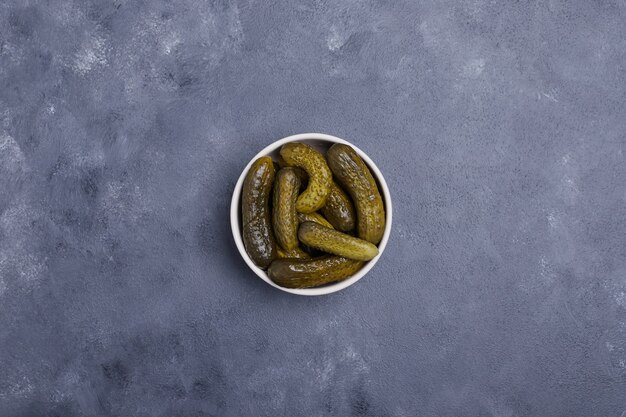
[326,144,385,244]
[280,142,332,213]
[241,156,277,269]
[272,168,301,251]
[268,256,364,289]
[298,222,378,261]
[320,182,356,232]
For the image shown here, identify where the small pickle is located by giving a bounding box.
[327,144,385,244]
[272,168,300,251]
[241,156,277,268]
[320,182,356,232]
[280,142,332,213]
[268,256,364,289]
[298,222,379,261]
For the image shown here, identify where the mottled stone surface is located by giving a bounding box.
[1,1,625,416]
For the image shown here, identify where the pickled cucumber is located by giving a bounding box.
[326,144,385,244]
[268,256,364,289]
[242,156,277,268]
[280,142,332,213]
[298,222,379,261]
[272,168,300,251]
[320,182,356,232]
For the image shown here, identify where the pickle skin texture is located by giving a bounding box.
[297,212,334,229]
[320,182,356,232]
[326,144,385,244]
[298,222,379,261]
[280,142,332,213]
[268,256,364,289]
[241,156,277,269]
[272,168,301,251]
[277,246,311,259]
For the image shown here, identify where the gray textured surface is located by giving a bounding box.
[1,0,625,416]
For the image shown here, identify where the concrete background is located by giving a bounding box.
[1,0,626,416]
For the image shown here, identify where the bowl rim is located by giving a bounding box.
[229,133,392,296]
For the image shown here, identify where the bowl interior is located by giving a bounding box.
[230,133,392,296]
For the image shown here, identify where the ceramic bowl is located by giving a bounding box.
[230,133,392,295]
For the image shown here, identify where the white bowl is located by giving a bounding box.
[230,133,392,296]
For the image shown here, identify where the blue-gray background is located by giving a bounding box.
[1,0,625,416]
